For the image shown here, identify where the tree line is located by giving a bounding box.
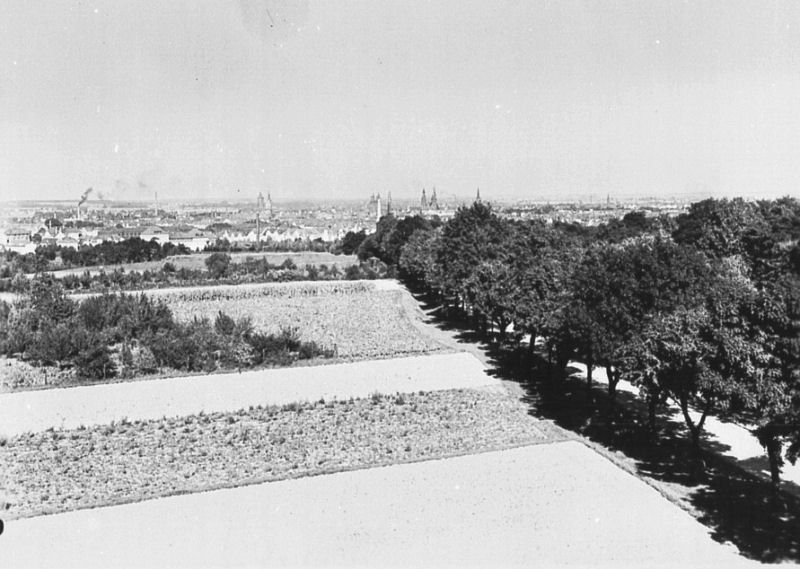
[387,197,799,488]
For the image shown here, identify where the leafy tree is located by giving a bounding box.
[398,229,441,289]
[356,235,381,262]
[568,237,712,403]
[205,252,231,278]
[339,230,367,255]
[435,202,506,309]
[465,260,517,339]
[596,210,656,242]
[749,273,800,488]
[380,215,436,265]
[27,275,75,324]
[74,336,115,380]
[673,197,764,258]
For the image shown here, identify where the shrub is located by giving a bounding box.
[214,311,236,336]
[75,343,115,380]
[205,252,231,278]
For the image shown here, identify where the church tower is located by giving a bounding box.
[387,191,392,215]
[375,193,382,221]
[475,187,481,203]
[421,188,428,209]
[430,187,439,210]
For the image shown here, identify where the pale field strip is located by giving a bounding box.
[0,352,501,438]
[1,441,755,568]
[571,361,800,491]
[43,251,359,278]
[0,277,400,303]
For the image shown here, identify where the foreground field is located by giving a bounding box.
[152,281,441,358]
[2,441,756,568]
[1,389,564,519]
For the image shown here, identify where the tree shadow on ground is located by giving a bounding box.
[413,292,800,564]
[513,350,800,563]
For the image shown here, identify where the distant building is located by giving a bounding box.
[256,192,273,218]
[169,228,210,251]
[1,227,36,254]
[57,236,80,250]
[3,227,31,247]
[429,187,439,210]
[139,226,170,245]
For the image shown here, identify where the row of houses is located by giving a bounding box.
[0,225,212,254]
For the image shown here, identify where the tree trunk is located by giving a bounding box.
[606,366,619,404]
[679,396,710,454]
[526,331,537,362]
[647,393,658,435]
[498,319,507,342]
[765,435,783,491]
[557,350,570,379]
[586,348,594,396]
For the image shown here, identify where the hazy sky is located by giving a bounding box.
[2,0,800,202]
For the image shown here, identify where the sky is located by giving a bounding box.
[2,0,800,203]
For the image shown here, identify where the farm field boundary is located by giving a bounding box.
[0,352,501,437]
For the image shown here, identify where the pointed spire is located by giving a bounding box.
[475,187,481,203]
[421,187,428,208]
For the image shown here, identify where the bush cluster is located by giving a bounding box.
[1,257,384,294]
[0,276,332,384]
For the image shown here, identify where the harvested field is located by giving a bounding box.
[1,389,566,519]
[154,281,441,358]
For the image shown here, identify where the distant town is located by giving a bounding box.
[0,187,697,255]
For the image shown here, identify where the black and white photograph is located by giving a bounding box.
[1,1,799,567]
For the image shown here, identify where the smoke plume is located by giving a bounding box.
[78,187,93,206]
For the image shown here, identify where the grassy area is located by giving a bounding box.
[1,389,566,519]
[47,251,358,277]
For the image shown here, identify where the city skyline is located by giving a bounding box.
[3,1,800,203]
